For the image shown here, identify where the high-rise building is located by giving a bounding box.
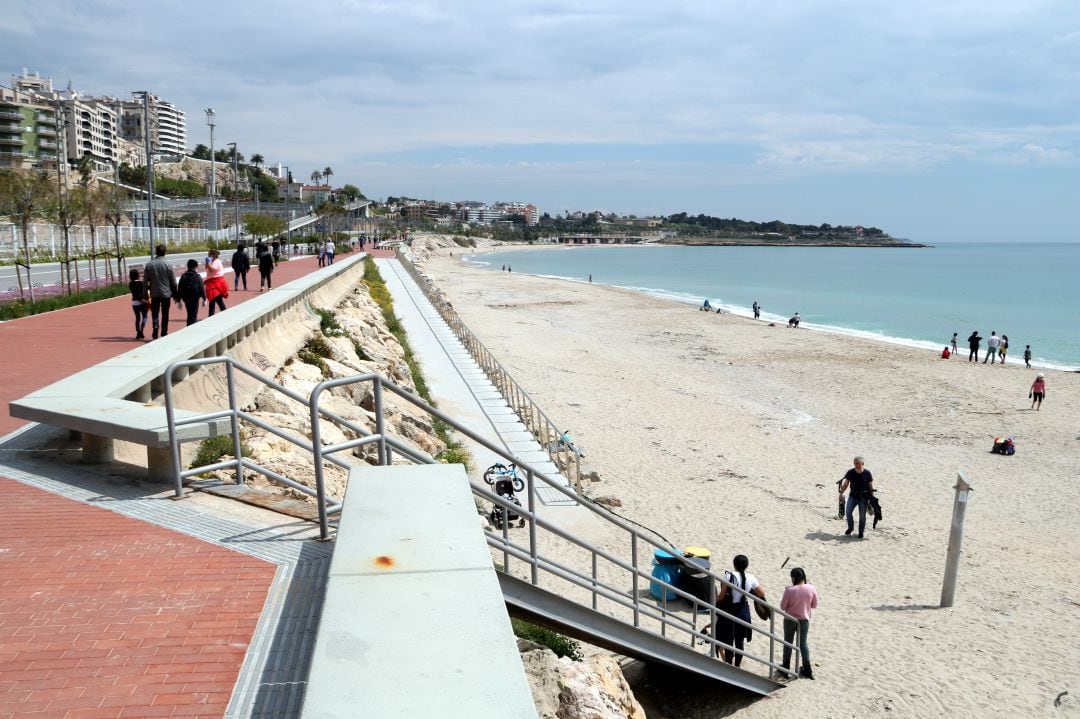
[120,91,187,156]
[0,84,60,171]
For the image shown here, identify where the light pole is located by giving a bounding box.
[227,142,239,242]
[282,165,291,251]
[205,108,216,231]
[141,92,155,247]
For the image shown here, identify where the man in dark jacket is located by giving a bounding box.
[967,331,982,362]
[175,259,207,326]
[143,244,177,339]
[231,243,251,291]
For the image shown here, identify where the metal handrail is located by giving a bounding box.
[392,250,583,486]
[164,356,801,681]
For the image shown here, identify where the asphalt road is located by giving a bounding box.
[0,252,213,289]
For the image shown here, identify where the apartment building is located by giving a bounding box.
[121,91,187,156]
[454,200,540,225]
[0,84,60,170]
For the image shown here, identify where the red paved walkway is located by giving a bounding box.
[0,251,377,717]
[0,477,276,719]
[0,254,330,437]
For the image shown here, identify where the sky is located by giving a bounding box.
[2,0,1078,242]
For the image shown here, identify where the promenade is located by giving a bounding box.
[0,251,378,719]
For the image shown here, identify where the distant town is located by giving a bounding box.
[2,68,915,248]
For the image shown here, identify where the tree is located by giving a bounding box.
[322,166,333,189]
[341,183,365,201]
[243,213,286,243]
[76,156,94,188]
[249,153,264,171]
[79,184,112,281]
[310,170,321,187]
[47,175,86,293]
[103,184,129,279]
[191,144,211,160]
[0,169,54,299]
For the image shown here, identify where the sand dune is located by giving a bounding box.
[424,246,1080,718]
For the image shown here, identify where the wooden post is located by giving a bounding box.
[940,471,973,607]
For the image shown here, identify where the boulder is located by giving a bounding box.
[519,648,645,719]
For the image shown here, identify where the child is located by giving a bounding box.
[175,259,206,326]
[128,268,149,339]
[950,333,958,357]
[1023,345,1032,369]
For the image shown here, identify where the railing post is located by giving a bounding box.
[226,360,244,486]
[769,611,776,679]
[631,531,640,627]
[527,469,538,586]
[308,382,331,541]
[941,471,973,608]
[163,362,184,499]
[591,551,598,610]
[374,376,387,465]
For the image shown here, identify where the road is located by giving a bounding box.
[0,251,211,289]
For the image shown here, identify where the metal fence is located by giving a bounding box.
[164,360,800,683]
[0,222,238,262]
[393,248,584,487]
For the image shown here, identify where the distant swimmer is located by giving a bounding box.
[753,301,760,320]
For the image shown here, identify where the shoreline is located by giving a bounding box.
[461,247,1079,374]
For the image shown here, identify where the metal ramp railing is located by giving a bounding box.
[164,360,801,694]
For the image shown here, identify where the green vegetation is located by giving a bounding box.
[312,307,345,337]
[244,213,287,243]
[191,433,250,471]
[298,335,333,377]
[362,256,471,470]
[510,619,583,660]
[0,281,130,320]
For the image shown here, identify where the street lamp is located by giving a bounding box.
[204,108,216,231]
[282,165,291,251]
[227,142,239,241]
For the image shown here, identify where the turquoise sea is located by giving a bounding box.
[466,243,1080,371]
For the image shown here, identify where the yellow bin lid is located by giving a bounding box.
[684,546,711,559]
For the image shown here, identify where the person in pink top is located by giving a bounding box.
[1030,373,1046,411]
[779,567,818,680]
[203,248,229,316]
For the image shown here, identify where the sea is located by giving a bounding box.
[464,242,1080,371]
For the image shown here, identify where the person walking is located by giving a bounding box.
[951,333,958,357]
[999,335,1009,364]
[257,242,274,292]
[838,456,875,539]
[779,567,818,680]
[175,259,206,326]
[753,301,761,320]
[143,244,177,339]
[204,248,229,316]
[324,238,335,265]
[1030,373,1046,410]
[127,268,149,339]
[984,331,999,364]
[714,554,767,667]
[967,331,982,362]
[1024,345,1032,369]
[231,242,250,291]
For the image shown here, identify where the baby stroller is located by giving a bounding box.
[484,463,526,529]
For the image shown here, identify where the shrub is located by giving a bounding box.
[452,237,476,248]
[312,307,345,337]
[0,281,130,320]
[352,339,371,361]
[510,619,583,660]
[436,442,472,472]
[298,335,332,376]
[190,433,250,470]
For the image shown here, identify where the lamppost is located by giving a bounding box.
[227,142,239,241]
[282,165,291,251]
[204,108,216,231]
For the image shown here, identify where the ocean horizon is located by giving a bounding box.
[466,242,1080,372]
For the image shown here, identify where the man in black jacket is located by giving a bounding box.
[176,259,207,326]
[231,242,251,291]
[143,244,177,339]
[838,456,875,539]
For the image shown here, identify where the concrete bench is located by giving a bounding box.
[300,464,537,718]
[9,253,367,481]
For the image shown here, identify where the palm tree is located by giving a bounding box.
[322,166,333,189]
[310,170,321,187]
[250,153,264,171]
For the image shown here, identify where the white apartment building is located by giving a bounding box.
[120,91,187,157]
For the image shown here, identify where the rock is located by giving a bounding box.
[593,495,622,508]
[519,649,645,719]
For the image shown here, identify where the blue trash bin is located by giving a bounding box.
[650,549,682,601]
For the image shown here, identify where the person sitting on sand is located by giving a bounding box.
[702,299,712,312]
[838,456,875,539]
[1030,373,1046,411]
[788,313,801,329]
[714,554,767,667]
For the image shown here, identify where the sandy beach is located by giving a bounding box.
[423,245,1080,718]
